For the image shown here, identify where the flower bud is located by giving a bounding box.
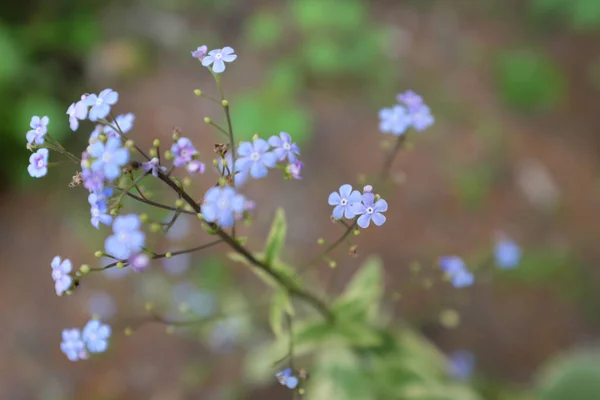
[94,251,104,258]
[165,252,173,259]
[194,89,202,96]
[204,117,212,124]
[145,302,153,311]
[175,199,185,209]
[116,262,125,269]
[139,213,149,223]
[183,177,192,186]
[353,229,360,236]
[153,139,161,147]
[317,238,325,245]
[150,223,162,233]
[329,260,337,268]
[79,264,90,274]
[221,99,229,107]
[124,327,133,336]
[125,139,135,149]
[164,150,173,160]
[149,148,158,157]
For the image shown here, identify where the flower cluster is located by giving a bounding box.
[60,319,111,361]
[276,368,299,390]
[379,90,435,135]
[439,256,474,288]
[328,184,388,228]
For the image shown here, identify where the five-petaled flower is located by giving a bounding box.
[328,184,362,220]
[379,105,412,136]
[85,89,119,121]
[352,192,388,228]
[236,138,277,179]
[88,137,129,181]
[201,186,246,227]
[494,236,521,269]
[202,47,237,73]
[171,137,198,167]
[82,319,112,353]
[105,214,145,260]
[439,256,474,288]
[89,192,113,229]
[410,104,434,132]
[268,132,300,163]
[26,116,50,145]
[60,329,88,362]
[67,97,89,131]
[276,368,299,389]
[191,45,208,60]
[28,148,49,178]
[51,256,73,296]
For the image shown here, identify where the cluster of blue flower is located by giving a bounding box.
[379,90,435,136]
[60,319,111,361]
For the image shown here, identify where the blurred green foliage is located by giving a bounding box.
[530,0,600,31]
[536,350,600,400]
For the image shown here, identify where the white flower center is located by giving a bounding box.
[251,152,261,161]
[180,150,188,157]
[36,127,42,134]
[215,52,223,60]
[37,159,44,168]
[340,198,348,206]
[102,152,113,163]
[95,98,103,106]
[92,208,100,217]
[366,207,374,214]
[218,198,229,210]
[283,143,291,150]
[118,232,129,242]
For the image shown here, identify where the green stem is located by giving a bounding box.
[379,135,406,183]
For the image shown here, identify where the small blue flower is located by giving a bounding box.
[352,192,388,228]
[219,153,249,186]
[90,203,112,229]
[103,113,135,138]
[171,137,198,168]
[328,184,362,220]
[129,252,150,273]
[201,186,246,228]
[396,90,424,110]
[82,166,105,193]
[410,104,435,132]
[142,157,167,177]
[85,89,119,121]
[191,45,208,60]
[494,236,521,269]
[276,368,299,389]
[82,319,111,353]
[60,328,87,361]
[28,148,49,178]
[268,132,300,162]
[236,138,277,179]
[448,350,475,381]
[286,161,303,180]
[26,115,49,145]
[88,137,129,181]
[51,256,73,296]
[379,105,411,136]
[187,160,206,175]
[105,214,145,259]
[439,256,474,288]
[67,97,89,131]
[202,47,237,73]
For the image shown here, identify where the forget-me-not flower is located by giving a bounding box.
[129,252,150,273]
[142,157,167,177]
[28,148,49,178]
[494,236,521,269]
[236,138,277,179]
[352,192,388,228]
[410,104,434,131]
[105,214,145,259]
[218,153,249,187]
[85,89,119,121]
[201,186,246,227]
[396,90,424,110]
[103,113,135,138]
[276,368,299,389]
[448,350,475,381]
[439,256,474,288]
[286,161,303,180]
[187,160,206,175]
[191,45,208,60]
[328,184,362,220]
[202,47,237,73]
[171,137,198,167]
[268,132,300,162]
[88,137,129,181]
[26,116,49,145]
[60,329,88,361]
[67,97,89,131]
[82,319,111,353]
[379,105,411,136]
[51,256,73,296]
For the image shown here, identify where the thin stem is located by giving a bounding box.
[45,133,80,164]
[163,210,182,234]
[299,220,358,271]
[103,116,151,161]
[207,120,230,138]
[124,191,196,215]
[379,135,406,183]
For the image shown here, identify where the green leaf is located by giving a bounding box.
[244,10,284,50]
[263,208,286,266]
[268,289,293,337]
[536,349,600,400]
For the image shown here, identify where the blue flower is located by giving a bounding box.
[396,90,424,110]
[286,161,303,180]
[219,153,249,186]
[129,252,150,273]
[352,192,388,228]
[142,157,167,177]
[105,214,145,259]
[494,236,521,269]
[67,97,89,131]
[276,368,299,389]
[82,319,111,353]
[448,350,475,381]
[201,186,246,227]
[268,132,300,162]
[88,137,129,181]
[103,113,135,138]
[379,105,411,136]
[439,256,474,288]
[202,47,237,73]
[171,137,198,168]
[85,89,119,121]
[51,256,73,296]
[410,104,434,132]
[82,166,105,193]
[60,329,88,361]
[236,138,277,179]
[328,184,362,220]
[187,160,206,175]
[26,115,49,145]
[88,188,113,229]
[191,45,208,60]
[28,148,49,178]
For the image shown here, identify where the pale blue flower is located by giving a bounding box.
[60,329,87,361]
[201,186,246,227]
[85,89,119,121]
[103,113,135,138]
[439,256,474,288]
[28,148,49,178]
[67,97,89,131]
[494,236,521,269]
[352,192,388,228]
[410,104,435,131]
[105,214,145,259]
[268,132,300,162]
[236,138,277,179]
[82,319,111,353]
[89,137,129,180]
[202,47,237,73]
[171,137,198,168]
[379,105,411,136]
[51,256,72,296]
[396,90,424,110]
[448,350,475,381]
[328,184,362,219]
[276,368,299,389]
[26,115,49,145]
[142,157,167,177]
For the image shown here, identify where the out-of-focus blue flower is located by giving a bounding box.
[82,319,111,353]
[439,256,474,288]
[90,203,112,229]
[187,160,206,175]
[410,104,435,131]
[60,329,87,361]
[191,45,208,60]
[201,186,246,227]
[104,113,135,137]
[286,161,303,180]
[494,236,521,269]
[82,167,105,193]
[448,350,475,381]
[236,138,277,179]
[268,132,300,163]
[328,184,362,220]
[209,317,242,352]
[276,368,299,389]
[85,89,119,121]
[28,148,49,178]
[51,256,72,296]
[67,97,89,131]
[379,105,411,136]
[162,252,191,276]
[202,47,237,73]
[129,252,150,272]
[26,116,49,145]
[396,90,423,110]
[89,137,129,181]
[352,192,388,229]
[88,291,117,320]
[105,214,145,259]
[142,157,167,177]
[171,137,198,168]
[172,282,216,318]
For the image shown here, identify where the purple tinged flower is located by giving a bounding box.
[28,148,49,178]
[494,236,521,269]
[82,319,111,353]
[88,187,113,207]
[201,46,237,73]
[201,186,246,227]
[286,161,303,180]
[89,137,129,180]
[448,350,475,381]
[67,98,89,131]
[129,252,150,272]
[236,138,277,179]
[363,185,373,193]
[191,45,208,60]
[439,256,474,288]
[328,184,362,220]
[85,89,119,121]
[379,105,411,136]
[276,368,299,389]
[268,132,300,162]
[51,256,73,296]
[142,157,167,177]
[352,192,388,228]
[60,329,88,361]
[171,137,198,167]
[103,113,135,138]
[187,160,206,175]
[90,204,112,229]
[410,104,435,131]
[82,168,105,193]
[396,90,424,110]
[26,116,49,145]
[105,214,145,259]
